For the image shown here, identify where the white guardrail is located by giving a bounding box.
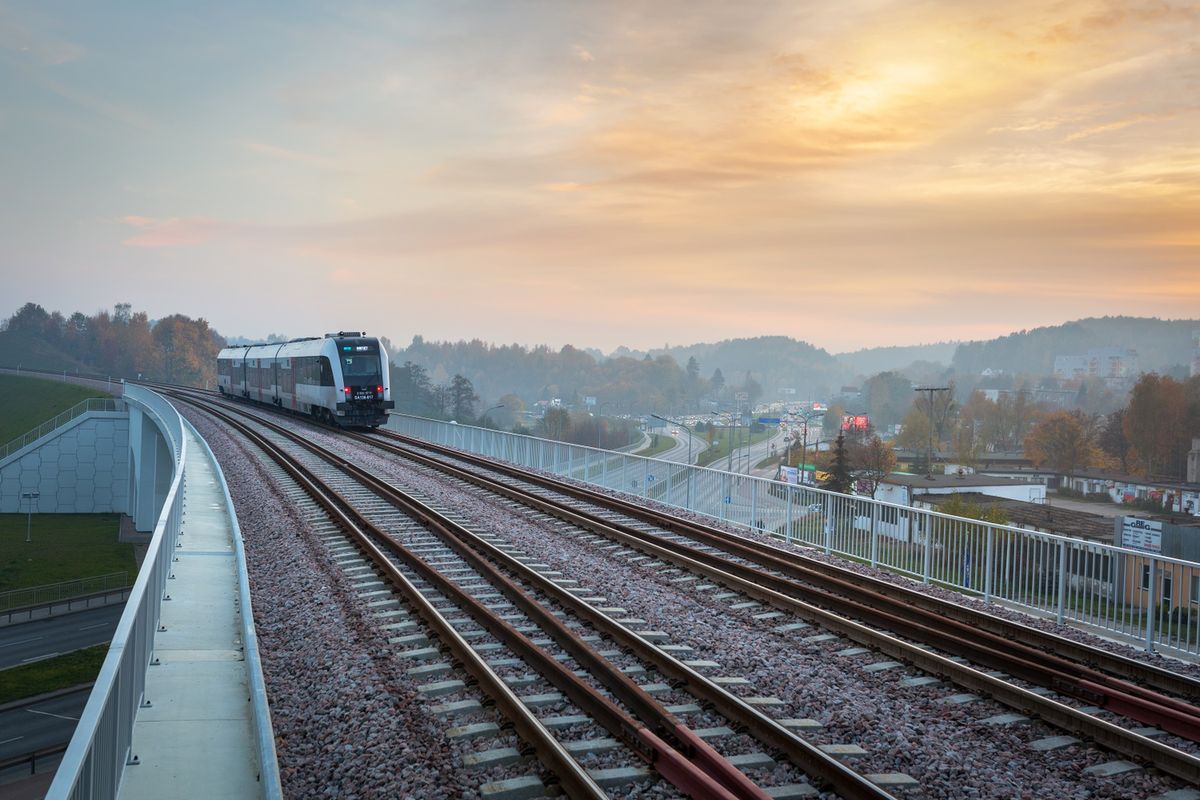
[47,385,280,799]
[389,414,1200,658]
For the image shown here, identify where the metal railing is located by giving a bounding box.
[0,572,129,613]
[388,413,1200,657]
[0,397,125,463]
[47,386,184,799]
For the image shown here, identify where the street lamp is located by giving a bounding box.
[21,490,39,543]
[651,413,694,508]
[480,404,504,426]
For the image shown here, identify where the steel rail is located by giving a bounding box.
[177,396,755,800]
[299,430,896,799]
[360,427,1200,784]
[377,425,1200,699]
[179,400,610,800]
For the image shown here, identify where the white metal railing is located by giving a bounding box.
[0,397,125,463]
[389,413,1200,657]
[48,386,186,798]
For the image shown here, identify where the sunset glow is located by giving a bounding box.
[1,1,1196,351]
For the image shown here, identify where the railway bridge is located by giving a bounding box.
[5,373,1200,799]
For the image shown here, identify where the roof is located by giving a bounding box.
[917,492,1115,543]
[881,472,1038,490]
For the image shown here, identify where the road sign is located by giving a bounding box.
[757,417,781,424]
[724,496,731,504]
[647,474,656,482]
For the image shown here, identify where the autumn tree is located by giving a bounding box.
[1098,409,1132,473]
[152,314,223,386]
[850,435,897,498]
[541,407,572,440]
[1124,374,1188,478]
[1023,411,1103,474]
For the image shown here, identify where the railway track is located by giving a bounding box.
[158,384,1200,795]
[173,391,899,798]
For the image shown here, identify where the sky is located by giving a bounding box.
[0,1,1197,354]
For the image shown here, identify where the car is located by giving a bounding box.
[672,429,680,435]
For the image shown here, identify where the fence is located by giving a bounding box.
[388,414,1200,657]
[46,385,185,798]
[0,397,125,463]
[0,572,129,613]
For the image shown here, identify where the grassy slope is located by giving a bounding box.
[0,331,91,375]
[0,645,106,704]
[0,514,132,591]
[0,374,111,445]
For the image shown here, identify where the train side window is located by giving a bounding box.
[319,357,334,386]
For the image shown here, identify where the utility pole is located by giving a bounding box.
[914,386,951,478]
[22,491,40,543]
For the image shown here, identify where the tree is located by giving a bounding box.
[5,302,50,335]
[851,435,896,498]
[820,432,854,494]
[152,314,222,386]
[862,372,914,431]
[1098,409,1131,473]
[1024,411,1103,474]
[709,368,725,397]
[1124,374,1187,478]
[895,405,933,452]
[541,407,571,440]
[447,374,478,421]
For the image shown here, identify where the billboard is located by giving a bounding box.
[841,414,870,431]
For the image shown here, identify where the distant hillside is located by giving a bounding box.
[646,336,848,399]
[834,342,959,377]
[0,331,92,374]
[950,317,1199,376]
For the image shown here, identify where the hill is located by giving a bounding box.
[0,374,111,445]
[834,342,959,377]
[0,331,92,375]
[950,317,1199,377]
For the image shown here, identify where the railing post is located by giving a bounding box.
[1146,557,1158,653]
[823,498,832,555]
[921,514,931,584]
[785,487,793,543]
[984,525,995,603]
[870,502,879,568]
[750,480,758,532]
[1056,540,1067,625]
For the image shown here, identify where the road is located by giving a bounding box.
[0,687,88,765]
[0,605,122,670]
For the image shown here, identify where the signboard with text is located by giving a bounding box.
[1120,517,1162,553]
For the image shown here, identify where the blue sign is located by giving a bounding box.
[757,417,781,424]
[724,496,732,504]
[647,474,656,482]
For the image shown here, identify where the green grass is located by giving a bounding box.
[0,645,106,704]
[0,332,91,380]
[635,433,677,459]
[0,373,111,445]
[0,514,133,591]
[697,426,777,468]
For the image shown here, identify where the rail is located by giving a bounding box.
[387,414,1200,657]
[0,397,125,463]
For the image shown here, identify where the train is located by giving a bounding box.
[217,331,394,427]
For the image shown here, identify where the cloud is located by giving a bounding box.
[572,44,594,63]
[121,216,223,248]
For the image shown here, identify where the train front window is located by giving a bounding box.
[341,355,382,383]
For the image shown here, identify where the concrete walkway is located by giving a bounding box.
[116,424,264,800]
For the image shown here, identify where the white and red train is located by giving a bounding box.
[217,331,393,427]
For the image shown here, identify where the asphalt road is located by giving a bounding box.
[0,605,122,670]
[0,688,88,764]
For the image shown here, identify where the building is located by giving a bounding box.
[1053,347,1140,384]
[1058,469,1200,517]
[1190,439,1200,485]
[866,472,1046,542]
